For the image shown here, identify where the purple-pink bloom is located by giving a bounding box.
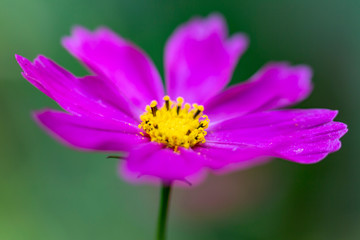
[16,14,347,185]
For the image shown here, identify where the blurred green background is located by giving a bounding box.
[0,0,359,239]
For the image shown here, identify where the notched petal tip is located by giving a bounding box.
[62,25,124,50]
[15,54,32,77]
[15,54,49,69]
[206,12,226,23]
[330,121,348,139]
[61,25,87,49]
[204,12,227,35]
[261,62,314,103]
[282,118,348,164]
[165,13,249,104]
[227,33,249,50]
[206,108,348,167]
[61,25,100,51]
[292,64,313,95]
[15,54,29,69]
[14,53,23,62]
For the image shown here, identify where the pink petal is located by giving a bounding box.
[16,55,137,123]
[165,13,248,104]
[194,143,271,170]
[121,142,206,183]
[204,109,347,165]
[62,26,164,112]
[205,63,313,122]
[34,110,146,151]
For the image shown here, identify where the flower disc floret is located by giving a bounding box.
[139,96,210,151]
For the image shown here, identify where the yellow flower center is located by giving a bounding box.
[139,96,210,152]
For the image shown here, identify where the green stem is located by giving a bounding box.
[156,183,172,240]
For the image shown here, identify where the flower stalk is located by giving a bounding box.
[156,183,172,240]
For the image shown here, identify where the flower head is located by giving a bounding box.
[16,14,347,185]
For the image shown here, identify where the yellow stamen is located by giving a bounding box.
[163,95,170,110]
[150,100,158,116]
[139,96,210,151]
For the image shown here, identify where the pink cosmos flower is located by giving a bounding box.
[16,14,347,185]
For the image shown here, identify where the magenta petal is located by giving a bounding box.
[122,142,206,182]
[62,26,164,111]
[35,110,146,151]
[194,142,271,170]
[205,63,313,121]
[206,109,347,164]
[165,13,248,104]
[16,54,137,123]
